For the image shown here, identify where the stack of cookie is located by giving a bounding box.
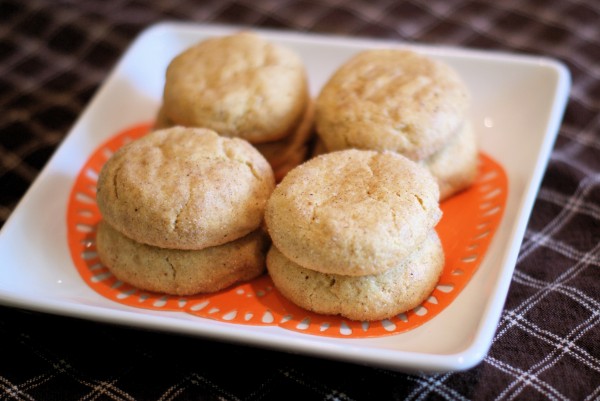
[95,126,275,296]
[155,31,314,181]
[314,48,478,200]
[264,149,444,321]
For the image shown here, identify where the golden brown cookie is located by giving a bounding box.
[424,121,479,200]
[267,230,444,321]
[96,221,269,296]
[163,31,309,144]
[315,49,470,160]
[264,149,441,276]
[96,126,275,250]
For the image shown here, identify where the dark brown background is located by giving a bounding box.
[1,0,599,399]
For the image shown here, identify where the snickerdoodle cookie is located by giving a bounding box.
[266,230,444,321]
[163,32,309,144]
[96,126,275,250]
[264,149,441,276]
[315,49,470,161]
[96,221,269,296]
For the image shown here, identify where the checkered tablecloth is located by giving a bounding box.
[1,0,599,399]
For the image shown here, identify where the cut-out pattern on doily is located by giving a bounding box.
[67,122,508,338]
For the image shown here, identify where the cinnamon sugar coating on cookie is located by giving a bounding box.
[265,149,441,276]
[315,49,470,160]
[163,32,309,144]
[96,127,275,250]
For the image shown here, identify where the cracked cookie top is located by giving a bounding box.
[315,49,470,161]
[163,31,309,144]
[96,126,275,250]
[264,149,441,276]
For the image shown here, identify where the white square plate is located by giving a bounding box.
[0,22,570,373]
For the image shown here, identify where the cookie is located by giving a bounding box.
[163,31,309,144]
[315,49,470,160]
[96,126,275,250]
[424,121,479,200]
[264,149,442,276]
[266,230,444,321]
[96,221,269,296]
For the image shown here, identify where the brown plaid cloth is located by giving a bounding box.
[1,0,599,399]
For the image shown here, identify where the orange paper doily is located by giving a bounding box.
[67,122,507,338]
